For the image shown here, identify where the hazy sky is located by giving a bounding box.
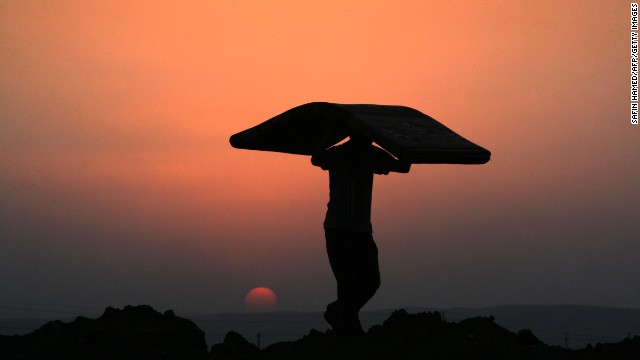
[1,1,638,318]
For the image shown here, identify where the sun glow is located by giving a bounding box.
[244,287,278,313]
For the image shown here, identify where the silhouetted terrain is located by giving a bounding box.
[0,305,209,360]
[1,305,639,359]
[192,305,640,349]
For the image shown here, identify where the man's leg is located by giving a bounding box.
[325,228,363,336]
[353,233,381,311]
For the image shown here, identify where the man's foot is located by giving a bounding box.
[325,302,365,338]
[324,302,341,330]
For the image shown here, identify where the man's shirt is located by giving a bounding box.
[312,141,400,233]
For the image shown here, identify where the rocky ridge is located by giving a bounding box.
[1,305,639,359]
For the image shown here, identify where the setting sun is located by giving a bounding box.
[244,287,278,313]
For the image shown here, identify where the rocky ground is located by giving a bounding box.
[1,305,638,359]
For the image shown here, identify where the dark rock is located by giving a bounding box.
[573,335,640,360]
[260,311,529,360]
[3,306,639,360]
[210,331,259,360]
[516,329,543,346]
[218,310,640,360]
[0,305,208,360]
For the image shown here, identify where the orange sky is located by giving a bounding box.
[1,1,638,317]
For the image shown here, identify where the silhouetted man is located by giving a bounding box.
[312,131,411,337]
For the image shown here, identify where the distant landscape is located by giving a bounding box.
[3,305,640,359]
[191,305,640,349]
[3,305,639,350]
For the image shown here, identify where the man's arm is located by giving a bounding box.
[389,159,411,173]
[311,123,341,169]
[374,158,411,174]
[371,146,411,174]
[311,150,328,169]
